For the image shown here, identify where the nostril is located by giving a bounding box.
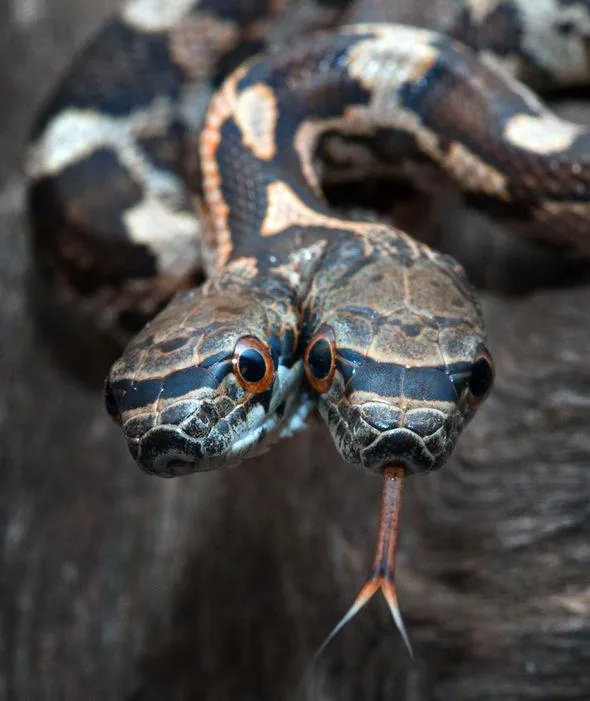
[360,403,403,432]
[404,409,445,437]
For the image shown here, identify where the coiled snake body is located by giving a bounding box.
[27,0,590,652]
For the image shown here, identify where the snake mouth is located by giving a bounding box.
[360,427,438,473]
[321,400,459,473]
[127,396,294,476]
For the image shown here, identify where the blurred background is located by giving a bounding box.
[1,1,589,699]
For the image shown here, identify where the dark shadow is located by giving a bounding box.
[26,267,124,388]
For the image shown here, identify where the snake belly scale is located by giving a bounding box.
[27,0,590,653]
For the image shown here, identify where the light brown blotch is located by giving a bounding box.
[169,14,239,81]
[235,84,278,161]
[346,27,439,96]
[444,141,509,198]
[200,67,261,269]
[464,0,504,23]
[261,180,376,238]
[504,113,584,155]
[200,90,234,268]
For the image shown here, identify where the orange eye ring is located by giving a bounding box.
[467,346,495,408]
[232,336,275,394]
[304,324,336,394]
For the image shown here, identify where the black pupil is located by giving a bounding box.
[468,357,494,398]
[238,348,267,384]
[308,338,333,379]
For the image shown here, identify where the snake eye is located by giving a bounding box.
[468,347,495,406]
[233,336,274,393]
[304,325,336,393]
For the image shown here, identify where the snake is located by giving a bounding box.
[27,0,590,654]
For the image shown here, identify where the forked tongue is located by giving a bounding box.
[313,464,413,663]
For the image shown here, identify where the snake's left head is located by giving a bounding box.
[302,235,494,474]
[104,275,305,476]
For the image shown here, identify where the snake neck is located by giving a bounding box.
[201,23,590,258]
[199,28,379,266]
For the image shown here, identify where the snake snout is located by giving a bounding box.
[134,425,205,477]
[355,403,453,473]
[362,428,435,473]
[122,396,242,475]
[360,403,446,437]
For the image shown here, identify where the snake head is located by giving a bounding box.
[302,233,494,474]
[104,272,304,476]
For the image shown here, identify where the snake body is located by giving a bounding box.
[28,0,590,477]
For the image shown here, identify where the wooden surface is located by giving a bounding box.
[1,1,589,699]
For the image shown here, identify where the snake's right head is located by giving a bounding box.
[104,278,304,476]
[301,233,494,474]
